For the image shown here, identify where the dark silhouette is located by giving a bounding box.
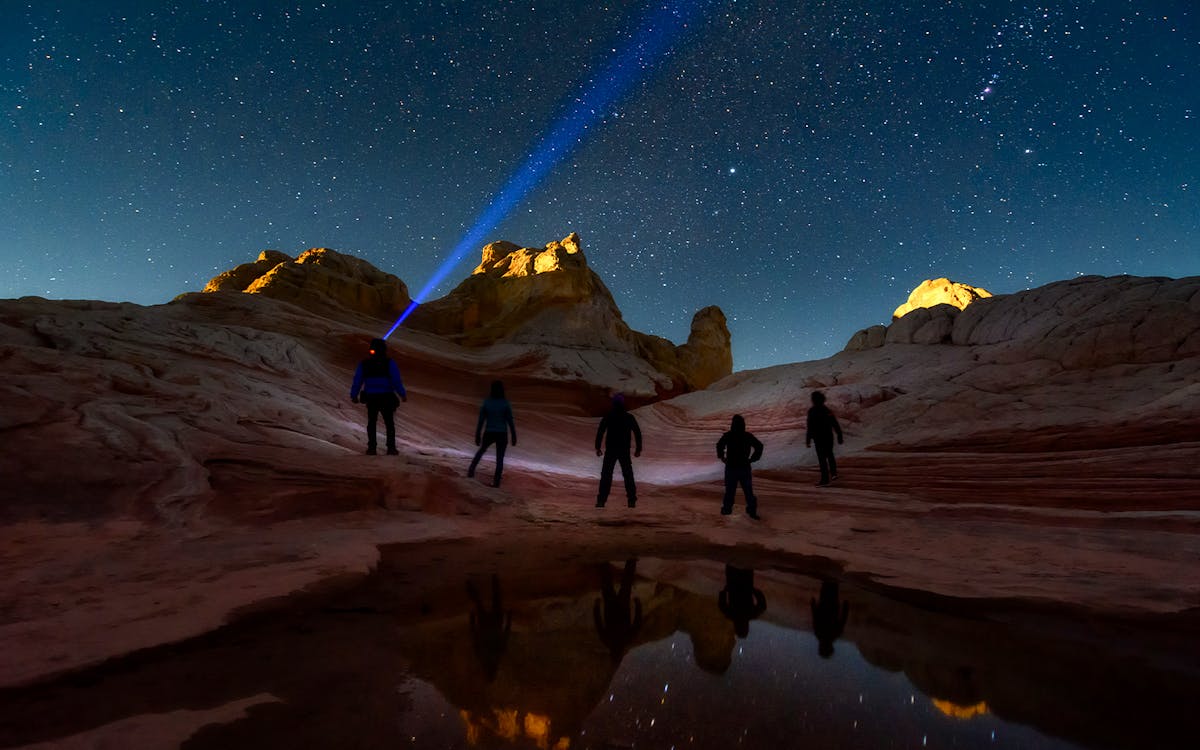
[805,390,843,485]
[811,579,850,658]
[594,393,642,508]
[718,565,767,639]
[350,338,408,455]
[716,414,764,519]
[467,380,517,488]
[593,559,644,662]
[467,574,512,682]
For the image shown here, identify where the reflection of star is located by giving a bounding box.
[728,167,737,174]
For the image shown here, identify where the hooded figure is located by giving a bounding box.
[350,338,407,455]
[718,565,767,639]
[468,380,517,487]
[595,394,642,508]
[805,391,843,486]
[716,414,764,518]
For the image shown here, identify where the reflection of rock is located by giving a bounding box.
[201,247,411,321]
[406,233,732,393]
[892,278,992,320]
[398,567,735,743]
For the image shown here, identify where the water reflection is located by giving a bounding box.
[467,574,511,682]
[593,559,644,663]
[718,564,767,639]
[811,578,850,658]
[0,555,1195,750]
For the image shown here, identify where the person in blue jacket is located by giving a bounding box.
[350,338,407,455]
[468,380,517,487]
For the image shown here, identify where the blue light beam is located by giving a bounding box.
[383,0,715,339]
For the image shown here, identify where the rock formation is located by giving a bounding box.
[847,275,1200,361]
[892,278,992,320]
[200,248,411,322]
[406,233,732,393]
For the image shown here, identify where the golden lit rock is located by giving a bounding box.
[931,698,990,719]
[893,278,992,320]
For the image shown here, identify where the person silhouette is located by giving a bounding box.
[593,559,644,663]
[805,391,843,486]
[718,565,767,639]
[467,380,517,488]
[811,579,850,658]
[716,414,764,519]
[349,337,407,455]
[595,394,642,508]
[467,574,512,682]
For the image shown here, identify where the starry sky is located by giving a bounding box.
[2,1,1197,370]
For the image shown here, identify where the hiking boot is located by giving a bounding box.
[747,511,762,521]
[386,448,399,455]
[365,446,377,455]
[720,508,733,516]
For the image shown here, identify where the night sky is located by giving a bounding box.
[2,1,1197,370]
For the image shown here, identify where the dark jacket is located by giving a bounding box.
[476,397,516,442]
[717,427,763,469]
[806,404,842,444]
[351,355,406,399]
[596,408,642,454]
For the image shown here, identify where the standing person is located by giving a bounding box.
[468,380,517,487]
[595,394,642,508]
[805,391,843,486]
[716,414,764,519]
[350,337,407,455]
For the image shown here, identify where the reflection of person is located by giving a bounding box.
[468,380,517,488]
[350,338,407,455]
[718,565,767,638]
[595,394,642,508]
[467,575,512,682]
[594,559,643,662]
[716,414,764,519]
[805,391,843,486]
[811,579,850,658]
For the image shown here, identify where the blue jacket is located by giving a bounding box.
[476,397,516,441]
[351,356,406,399]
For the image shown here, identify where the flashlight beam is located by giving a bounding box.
[383,0,714,340]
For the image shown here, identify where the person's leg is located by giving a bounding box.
[738,467,758,515]
[816,442,831,484]
[828,448,838,480]
[619,453,637,506]
[365,399,380,454]
[492,434,508,486]
[382,402,397,454]
[597,453,618,506]
[722,465,737,514]
[468,436,490,477]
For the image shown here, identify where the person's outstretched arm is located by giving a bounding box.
[716,433,728,462]
[832,413,843,443]
[631,415,643,456]
[505,402,517,445]
[475,404,487,445]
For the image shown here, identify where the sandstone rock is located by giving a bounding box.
[893,278,992,320]
[885,304,960,345]
[844,324,887,351]
[407,233,732,394]
[202,250,293,293]
[200,248,410,321]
